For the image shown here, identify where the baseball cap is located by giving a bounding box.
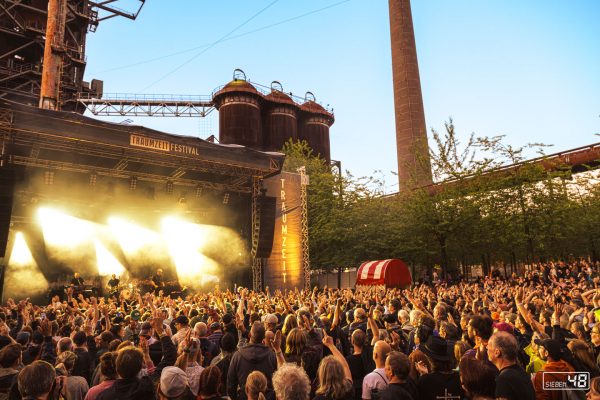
[493,322,514,334]
[160,366,189,398]
[140,322,152,336]
[174,315,189,326]
[534,338,562,361]
[130,310,141,321]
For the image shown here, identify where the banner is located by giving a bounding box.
[263,172,304,290]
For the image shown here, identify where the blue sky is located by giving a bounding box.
[85,0,600,193]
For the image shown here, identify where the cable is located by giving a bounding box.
[97,0,350,75]
[139,0,280,92]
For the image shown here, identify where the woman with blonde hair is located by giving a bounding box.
[313,356,353,400]
[284,328,320,382]
[245,370,268,400]
[281,314,298,338]
[312,329,353,400]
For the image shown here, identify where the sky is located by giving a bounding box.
[84,0,600,193]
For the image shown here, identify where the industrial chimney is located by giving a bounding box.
[389,0,432,190]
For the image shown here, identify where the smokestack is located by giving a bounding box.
[39,0,67,110]
[389,0,432,190]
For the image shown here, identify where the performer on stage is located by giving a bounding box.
[106,274,120,295]
[70,272,84,287]
[152,268,165,294]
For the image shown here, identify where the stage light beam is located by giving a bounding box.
[6,232,48,299]
[94,241,126,276]
[37,207,94,248]
[161,217,219,286]
[108,217,161,254]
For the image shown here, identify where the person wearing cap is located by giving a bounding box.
[123,314,140,343]
[157,366,194,400]
[415,335,463,400]
[487,331,535,400]
[207,320,224,348]
[172,315,190,347]
[532,338,575,400]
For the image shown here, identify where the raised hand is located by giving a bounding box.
[322,329,334,348]
[269,330,282,353]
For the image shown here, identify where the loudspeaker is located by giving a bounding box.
[0,167,14,257]
[254,195,276,258]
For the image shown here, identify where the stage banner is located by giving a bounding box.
[263,172,304,290]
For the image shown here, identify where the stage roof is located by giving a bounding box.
[0,100,284,193]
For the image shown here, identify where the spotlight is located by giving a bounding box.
[89,173,97,186]
[166,181,173,194]
[129,176,137,191]
[223,193,230,205]
[44,171,54,185]
[37,207,94,247]
[94,241,126,276]
[195,186,203,198]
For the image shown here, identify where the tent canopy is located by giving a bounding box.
[356,259,412,288]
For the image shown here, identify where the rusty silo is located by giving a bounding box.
[298,92,334,163]
[262,81,298,152]
[212,69,264,148]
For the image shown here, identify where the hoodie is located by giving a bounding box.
[226,343,276,400]
[532,360,575,400]
[0,367,18,398]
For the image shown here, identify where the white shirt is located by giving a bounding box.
[362,367,389,400]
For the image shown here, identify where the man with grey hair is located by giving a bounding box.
[193,322,217,367]
[487,331,535,400]
[272,363,311,400]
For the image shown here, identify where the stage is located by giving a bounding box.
[0,100,292,302]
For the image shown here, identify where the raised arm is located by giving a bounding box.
[322,330,352,382]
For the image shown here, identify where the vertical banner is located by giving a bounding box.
[263,172,304,290]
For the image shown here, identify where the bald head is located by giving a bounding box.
[264,330,275,346]
[374,340,391,368]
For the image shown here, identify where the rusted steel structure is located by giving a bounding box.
[262,81,298,152]
[382,142,600,198]
[212,70,264,149]
[389,0,433,190]
[0,0,144,112]
[212,70,334,160]
[298,93,334,163]
[39,0,67,110]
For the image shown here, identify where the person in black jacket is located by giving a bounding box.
[227,322,276,400]
[0,344,21,399]
[96,311,177,400]
[72,330,95,384]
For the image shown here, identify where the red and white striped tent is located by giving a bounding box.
[356,259,412,288]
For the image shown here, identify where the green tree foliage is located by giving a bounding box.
[281,126,600,280]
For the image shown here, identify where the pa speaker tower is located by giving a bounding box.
[254,195,276,258]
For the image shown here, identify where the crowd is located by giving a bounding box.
[1,260,600,400]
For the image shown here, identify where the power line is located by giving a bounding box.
[139,0,280,92]
[97,0,350,76]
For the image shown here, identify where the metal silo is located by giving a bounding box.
[262,81,298,152]
[298,92,334,163]
[212,69,263,149]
